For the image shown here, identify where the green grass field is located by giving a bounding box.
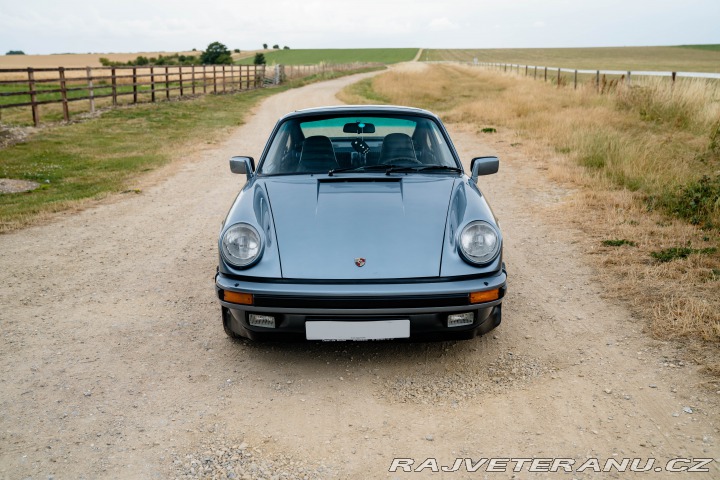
[236,48,418,65]
[678,44,720,52]
[0,66,382,231]
[424,46,720,72]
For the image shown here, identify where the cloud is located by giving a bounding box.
[428,17,460,32]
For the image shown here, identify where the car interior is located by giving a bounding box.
[259,116,456,175]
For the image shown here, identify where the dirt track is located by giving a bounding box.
[1,67,719,479]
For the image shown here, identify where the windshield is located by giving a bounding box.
[258,114,460,175]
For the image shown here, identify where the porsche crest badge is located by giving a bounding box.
[354,257,366,267]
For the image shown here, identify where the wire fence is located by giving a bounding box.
[466,61,720,91]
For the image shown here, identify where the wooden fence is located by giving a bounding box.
[0,64,266,126]
[270,62,382,83]
[469,62,720,91]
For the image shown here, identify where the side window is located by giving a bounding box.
[260,122,301,174]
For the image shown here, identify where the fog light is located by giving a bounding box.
[448,312,474,327]
[249,314,275,328]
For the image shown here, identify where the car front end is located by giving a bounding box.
[215,106,507,341]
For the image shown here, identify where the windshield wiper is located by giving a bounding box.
[384,165,463,175]
[328,164,395,176]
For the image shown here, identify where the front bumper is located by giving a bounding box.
[215,270,506,341]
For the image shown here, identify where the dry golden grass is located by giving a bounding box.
[0,51,199,70]
[341,64,720,367]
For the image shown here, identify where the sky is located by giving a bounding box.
[1,0,718,54]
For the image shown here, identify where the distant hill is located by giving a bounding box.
[236,48,419,66]
[424,46,720,73]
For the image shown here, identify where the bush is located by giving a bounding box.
[272,44,279,49]
[263,43,268,49]
[253,53,266,65]
[233,49,240,53]
[201,41,233,65]
[6,50,25,55]
[663,175,720,226]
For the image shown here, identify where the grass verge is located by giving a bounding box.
[339,64,720,366]
[0,66,384,232]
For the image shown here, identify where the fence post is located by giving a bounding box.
[671,71,677,87]
[111,67,117,106]
[574,70,577,89]
[525,65,528,76]
[203,66,207,94]
[544,67,547,82]
[179,66,184,96]
[191,65,196,95]
[213,65,217,93]
[627,71,632,86]
[58,67,69,122]
[557,68,561,87]
[222,65,227,93]
[25,68,38,126]
[151,66,156,102]
[86,66,95,113]
[595,70,600,93]
[534,66,537,79]
[165,66,170,100]
[132,67,138,103]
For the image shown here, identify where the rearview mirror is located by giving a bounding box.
[470,156,499,183]
[229,156,255,182]
[343,122,376,134]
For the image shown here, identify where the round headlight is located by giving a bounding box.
[221,223,262,267]
[458,221,500,265]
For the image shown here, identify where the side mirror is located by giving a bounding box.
[470,156,499,183]
[229,156,255,182]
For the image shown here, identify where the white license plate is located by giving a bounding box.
[305,319,410,341]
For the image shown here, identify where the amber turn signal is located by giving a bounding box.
[469,288,500,304]
[223,290,253,305]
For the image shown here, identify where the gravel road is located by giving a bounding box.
[1,67,718,479]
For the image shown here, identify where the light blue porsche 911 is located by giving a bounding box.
[215,105,506,341]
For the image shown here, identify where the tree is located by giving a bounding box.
[201,41,233,65]
[283,46,290,50]
[272,44,279,49]
[263,43,268,49]
[233,48,240,53]
[6,50,25,55]
[253,53,266,65]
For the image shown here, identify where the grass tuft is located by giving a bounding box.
[602,239,637,247]
[650,246,718,263]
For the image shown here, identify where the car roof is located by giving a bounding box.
[279,105,442,122]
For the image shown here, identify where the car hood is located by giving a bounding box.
[263,176,456,279]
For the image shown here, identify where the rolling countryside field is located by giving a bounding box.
[0,50,206,69]
[235,48,419,65]
[424,45,720,72]
[3,31,720,479]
